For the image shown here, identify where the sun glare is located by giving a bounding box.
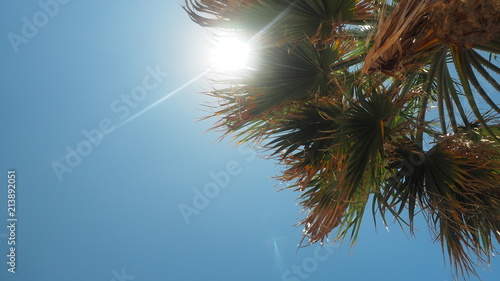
[210,37,250,71]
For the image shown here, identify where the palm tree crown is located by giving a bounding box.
[184,0,500,278]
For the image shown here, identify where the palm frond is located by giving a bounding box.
[185,0,500,278]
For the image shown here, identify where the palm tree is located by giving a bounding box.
[184,0,500,278]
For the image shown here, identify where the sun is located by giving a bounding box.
[210,37,250,71]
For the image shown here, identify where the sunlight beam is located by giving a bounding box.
[208,0,299,71]
[116,66,214,129]
[248,0,299,44]
[119,0,300,127]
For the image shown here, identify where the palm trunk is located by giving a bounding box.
[363,0,500,77]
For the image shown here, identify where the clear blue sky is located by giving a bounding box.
[0,1,498,281]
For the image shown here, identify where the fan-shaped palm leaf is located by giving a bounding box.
[185,0,500,278]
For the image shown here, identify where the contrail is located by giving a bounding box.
[106,1,299,130]
[119,0,298,127]
[116,66,215,128]
[248,0,299,44]
[52,67,214,164]
[51,1,301,176]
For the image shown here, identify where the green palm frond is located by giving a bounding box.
[205,39,360,139]
[380,135,500,278]
[244,40,349,112]
[273,91,413,245]
[184,0,375,46]
[185,0,500,278]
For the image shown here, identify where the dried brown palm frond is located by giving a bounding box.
[362,0,445,77]
[353,0,375,21]
[183,0,262,28]
[426,136,500,278]
[298,179,351,245]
